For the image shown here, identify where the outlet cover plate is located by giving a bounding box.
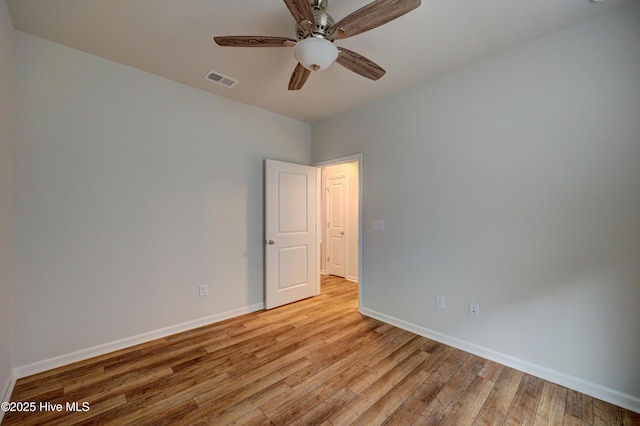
[199,284,209,297]
[469,302,479,317]
[436,294,445,309]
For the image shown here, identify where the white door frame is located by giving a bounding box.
[313,153,363,311]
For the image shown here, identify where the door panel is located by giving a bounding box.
[278,245,308,289]
[265,159,317,309]
[278,172,309,233]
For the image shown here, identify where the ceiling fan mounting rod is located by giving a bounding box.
[310,0,328,11]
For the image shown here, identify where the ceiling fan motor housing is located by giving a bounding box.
[295,9,335,40]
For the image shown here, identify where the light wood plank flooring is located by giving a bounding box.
[3,275,639,425]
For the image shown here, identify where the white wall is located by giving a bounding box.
[0,0,15,407]
[312,4,640,409]
[13,32,311,368]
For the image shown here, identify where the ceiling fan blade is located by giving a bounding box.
[336,48,386,80]
[288,63,311,90]
[214,36,296,47]
[332,0,421,39]
[283,0,315,25]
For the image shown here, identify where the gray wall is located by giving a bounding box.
[0,0,15,406]
[13,32,310,367]
[313,4,640,404]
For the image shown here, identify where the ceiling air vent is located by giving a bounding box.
[205,71,238,88]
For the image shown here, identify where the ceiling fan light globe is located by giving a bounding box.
[294,37,338,72]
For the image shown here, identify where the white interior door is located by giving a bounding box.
[265,159,318,309]
[326,175,347,277]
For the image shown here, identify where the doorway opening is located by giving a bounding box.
[313,154,362,310]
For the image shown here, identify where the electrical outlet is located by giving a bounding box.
[469,302,479,317]
[199,284,208,297]
[436,294,445,309]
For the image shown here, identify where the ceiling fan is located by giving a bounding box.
[214,0,421,90]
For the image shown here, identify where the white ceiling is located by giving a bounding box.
[7,0,638,123]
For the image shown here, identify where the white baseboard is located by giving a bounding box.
[360,307,640,414]
[1,371,17,422]
[14,302,264,379]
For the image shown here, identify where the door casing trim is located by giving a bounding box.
[313,154,363,311]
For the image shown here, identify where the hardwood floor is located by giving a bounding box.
[3,275,639,425]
